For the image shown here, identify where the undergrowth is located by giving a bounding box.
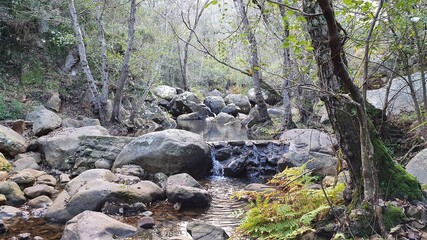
[233,165,345,240]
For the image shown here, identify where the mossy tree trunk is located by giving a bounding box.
[302,0,422,204]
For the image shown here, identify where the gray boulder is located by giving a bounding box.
[406,149,427,184]
[12,157,40,171]
[277,151,337,176]
[187,222,229,240]
[0,125,27,156]
[204,96,226,115]
[207,89,223,97]
[169,92,201,117]
[279,129,337,155]
[61,211,137,240]
[45,169,165,222]
[37,126,109,170]
[113,129,210,177]
[221,103,241,117]
[0,181,26,206]
[367,72,426,116]
[9,169,46,188]
[26,105,62,136]
[224,94,251,114]
[153,85,177,101]
[165,173,211,207]
[214,112,235,124]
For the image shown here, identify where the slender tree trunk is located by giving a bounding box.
[234,0,270,122]
[277,0,293,129]
[96,0,109,124]
[362,0,383,100]
[180,0,209,91]
[69,0,101,116]
[111,0,136,123]
[411,21,427,113]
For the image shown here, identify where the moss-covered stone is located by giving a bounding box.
[383,204,406,230]
[371,131,423,201]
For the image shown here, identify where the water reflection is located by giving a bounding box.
[177,119,248,141]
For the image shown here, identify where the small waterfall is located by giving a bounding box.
[210,148,224,177]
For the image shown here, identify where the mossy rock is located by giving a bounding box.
[0,153,11,172]
[383,204,405,230]
[369,122,423,201]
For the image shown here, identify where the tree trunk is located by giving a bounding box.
[96,0,109,124]
[234,0,270,122]
[303,0,422,205]
[69,0,101,116]
[111,0,136,123]
[411,21,427,113]
[277,0,293,129]
[180,0,209,91]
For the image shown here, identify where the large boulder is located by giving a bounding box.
[169,92,201,117]
[45,169,165,222]
[406,149,427,184]
[224,94,251,114]
[187,222,229,240]
[153,85,177,101]
[367,72,425,116]
[26,105,62,136]
[278,151,337,176]
[0,125,27,156]
[113,129,211,177]
[278,129,338,175]
[37,126,109,170]
[165,173,211,207]
[204,96,225,115]
[279,129,337,155]
[61,211,137,240]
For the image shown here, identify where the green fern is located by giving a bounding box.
[236,165,345,239]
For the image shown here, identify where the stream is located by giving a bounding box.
[1,176,255,239]
[1,120,263,239]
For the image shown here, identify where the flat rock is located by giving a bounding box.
[0,205,22,219]
[186,222,229,240]
[165,173,211,207]
[61,211,137,240]
[24,184,55,199]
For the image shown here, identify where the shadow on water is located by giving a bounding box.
[178,119,248,141]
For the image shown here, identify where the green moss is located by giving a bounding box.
[369,123,423,201]
[383,204,405,230]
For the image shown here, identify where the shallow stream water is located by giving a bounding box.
[1,176,256,239]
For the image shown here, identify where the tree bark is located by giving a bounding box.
[277,0,293,129]
[111,0,137,123]
[234,0,270,122]
[96,0,110,124]
[69,0,101,116]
